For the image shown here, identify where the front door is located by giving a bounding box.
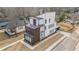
[33,19,36,26]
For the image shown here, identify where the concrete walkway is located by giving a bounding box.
[52,31,79,51]
[46,35,66,51]
[60,31,71,37]
[0,39,23,51]
[52,37,78,51]
[0,34,24,50]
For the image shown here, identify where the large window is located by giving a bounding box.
[44,26,46,30]
[33,19,36,26]
[49,18,51,23]
[45,19,47,24]
[40,32,45,39]
[48,24,54,28]
[25,35,31,42]
[49,29,54,34]
[25,33,33,43]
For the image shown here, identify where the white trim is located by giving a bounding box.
[45,35,66,51]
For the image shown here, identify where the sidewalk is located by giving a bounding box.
[60,31,71,37]
[53,37,78,51]
[33,33,64,51]
[46,35,66,51]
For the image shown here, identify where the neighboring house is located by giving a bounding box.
[24,12,59,45]
[0,19,9,30]
[65,19,74,24]
[71,12,79,24]
[5,17,28,36]
[65,12,79,24]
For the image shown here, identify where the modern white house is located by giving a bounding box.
[0,19,9,30]
[24,12,59,45]
[5,12,59,45]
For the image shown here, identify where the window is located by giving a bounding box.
[40,32,45,39]
[49,18,51,23]
[44,26,46,30]
[45,20,47,24]
[33,19,36,26]
[50,29,54,34]
[25,35,31,42]
[48,24,54,28]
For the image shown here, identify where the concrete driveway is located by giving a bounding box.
[52,29,79,51]
[52,37,78,51]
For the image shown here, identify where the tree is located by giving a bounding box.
[58,11,66,22]
[0,8,7,18]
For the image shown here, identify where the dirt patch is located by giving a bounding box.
[0,32,8,41]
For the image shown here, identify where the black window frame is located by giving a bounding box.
[33,19,36,26]
[49,18,51,23]
[45,19,47,24]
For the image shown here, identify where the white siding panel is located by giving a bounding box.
[16,26,25,33]
[39,19,45,25]
[40,26,45,32]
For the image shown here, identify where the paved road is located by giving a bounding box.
[52,37,78,51]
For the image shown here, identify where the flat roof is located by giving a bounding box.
[29,17,43,20]
[26,24,39,29]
